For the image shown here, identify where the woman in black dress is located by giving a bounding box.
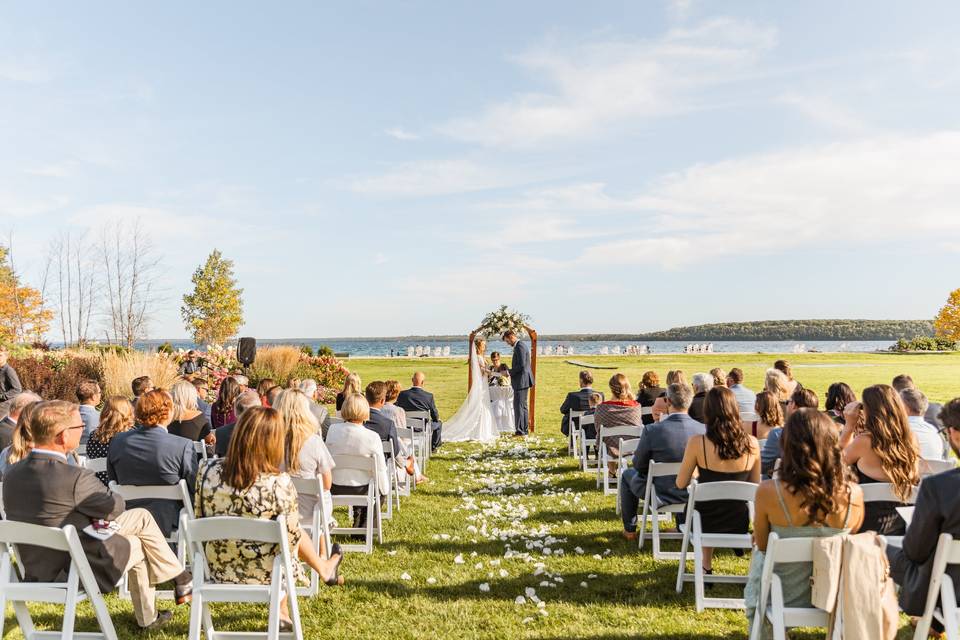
[636,371,664,425]
[676,386,760,575]
[839,384,919,535]
[86,396,135,485]
[335,373,362,413]
[168,379,213,444]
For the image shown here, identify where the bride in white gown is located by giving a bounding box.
[442,338,499,443]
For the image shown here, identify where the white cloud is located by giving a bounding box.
[25,163,74,178]
[385,127,420,141]
[437,17,777,148]
[573,131,960,267]
[0,191,69,217]
[348,158,530,197]
[778,92,872,135]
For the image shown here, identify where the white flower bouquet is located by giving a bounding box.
[477,305,530,338]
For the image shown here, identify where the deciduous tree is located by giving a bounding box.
[0,243,53,344]
[934,288,960,341]
[181,249,244,346]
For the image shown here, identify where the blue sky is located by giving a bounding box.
[3,1,960,338]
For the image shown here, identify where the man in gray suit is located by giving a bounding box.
[2,400,192,630]
[0,391,40,450]
[503,330,535,436]
[619,383,704,540]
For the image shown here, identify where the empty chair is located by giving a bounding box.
[638,461,687,560]
[289,477,333,597]
[596,425,642,492]
[614,437,641,508]
[912,533,960,640]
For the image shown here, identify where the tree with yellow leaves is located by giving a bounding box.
[934,288,960,341]
[0,245,53,344]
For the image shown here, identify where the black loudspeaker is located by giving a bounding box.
[237,337,257,366]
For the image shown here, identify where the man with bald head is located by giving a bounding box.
[396,372,442,451]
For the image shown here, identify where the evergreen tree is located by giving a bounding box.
[181,249,244,346]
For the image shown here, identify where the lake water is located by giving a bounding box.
[138,338,895,357]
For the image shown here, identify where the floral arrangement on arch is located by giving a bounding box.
[477,305,530,338]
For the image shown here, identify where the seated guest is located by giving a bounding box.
[76,380,101,444]
[824,381,856,424]
[266,385,283,407]
[325,393,390,530]
[745,390,783,443]
[888,398,960,635]
[726,368,755,415]
[298,378,330,431]
[213,389,262,458]
[761,387,818,478]
[257,378,276,406]
[688,372,714,422]
[191,377,212,422]
[273,390,338,553]
[210,376,240,430]
[381,380,427,482]
[365,381,414,477]
[107,389,199,537]
[396,372,442,451]
[335,373,361,412]
[900,388,948,461]
[893,373,943,428]
[773,359,800,395]
[744,409,864,632]
[0,397,41,477]
[620,383,703,540]
[0,391,40,450]
[0,345,23,417]
[635,371,663,426]
[168,380,214,444]
[676,387,760,574]
[3,400,192,630]
[840,384,920,535]
[86,396,136,485]
[764,368,791,414]
[709,367,727,388]
[595,374,643,475]
[131,375,153,406]
[560,370,600,436]
[651,370,686,422]
[196,406,343,630]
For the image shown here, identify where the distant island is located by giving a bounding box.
[207,319,932,343]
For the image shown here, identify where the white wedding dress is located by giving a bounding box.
[442,346,499,443]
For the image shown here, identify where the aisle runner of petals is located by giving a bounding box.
[423,437,603,624]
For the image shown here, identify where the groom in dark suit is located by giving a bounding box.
[503,330,534,436]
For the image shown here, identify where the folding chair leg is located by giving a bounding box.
[770,575,787,640]
[188,590,204,640]
[942,579,959,640]
[12,601,36,639]
[676,522,691,593]
[267,562,282,639]
[693,538,705,613]
[61,570,80,638]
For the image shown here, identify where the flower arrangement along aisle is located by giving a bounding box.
[477,305,530,338]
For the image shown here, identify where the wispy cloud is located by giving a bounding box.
[348,158,534,197]
[385,127,420,141]
[778,92,873,135]
[437,17,778,148]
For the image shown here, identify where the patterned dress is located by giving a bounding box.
[195,462,306,585]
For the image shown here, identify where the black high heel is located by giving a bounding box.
[325,543,344,586]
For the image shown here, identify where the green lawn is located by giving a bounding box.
[6,352,960,639]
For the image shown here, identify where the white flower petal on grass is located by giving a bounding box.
[574,546,584,554]
[580,581,588,588]
[588,573,598,579]
[479,583,490,592]
[522,617,534,624]
[474,562,483,569]
[400,572,412,581]
[427,577,437,585]
[499,569,509,578]
[454,554,465,564]
[387,550,398,556]
[592,554,603,560]
[515,596,527,605]
[525,587,537,598]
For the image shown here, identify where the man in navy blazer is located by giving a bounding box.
[396,372,442,450]
[619,383,704,539]
[504,330,535,436]
[559,370,603,436]
[363,381,400,459]
[107,390,198,537]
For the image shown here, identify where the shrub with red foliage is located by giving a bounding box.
[10,355,103,402]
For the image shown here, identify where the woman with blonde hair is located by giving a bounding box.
[764,368,791,411]
[636,371,663,426]
[840,384,920,535]
[335,373,362,412]
[86,396,135,484]
[709,367,727,388]
[651,370,687,422]
[0,396,42,476]
[274,389,337,535]
[168,379,214,443]
[196,407,344,630]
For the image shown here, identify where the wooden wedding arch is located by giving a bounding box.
[467,325,538,433]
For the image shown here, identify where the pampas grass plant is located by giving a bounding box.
[101,351,180,398]
[249,345,303,385]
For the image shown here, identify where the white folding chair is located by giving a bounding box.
[406,411,432,471]
[596,425,642,491]
[579,415,597,472]
[676,479,758,611]
[396,426,417,494]
[329,454,382,554]
[740,412,759,424]
[860,482,918,547]
[185,515,304,640]
[750,533,839,640]
[641,406,653,420]
[109,479,194,599]
[289,476,332,597]
[638,461,686,560]
[84,457,108,474]
[75,444,87,457]
[568,410,584,457]
[614,437,641,506]
[381,441,398,520]
[922,458,957,476]
[912,533,960,640]
[193,440,208,461]
[0,520,119,640]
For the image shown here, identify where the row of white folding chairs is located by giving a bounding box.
[405,411,433,473]
[597,426,643,493]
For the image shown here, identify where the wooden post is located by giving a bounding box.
[467,331,477,391]
[527,326,538,433]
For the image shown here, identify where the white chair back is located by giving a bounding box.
[329,454,382,553]
[859,482,918,504]
[84,457,108,474]
[290,476,332,596]
[193,440,208,460]
[596,425,642,492]
[638,460,687,558]
[922,458,957,476]
[913,533,960,640]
